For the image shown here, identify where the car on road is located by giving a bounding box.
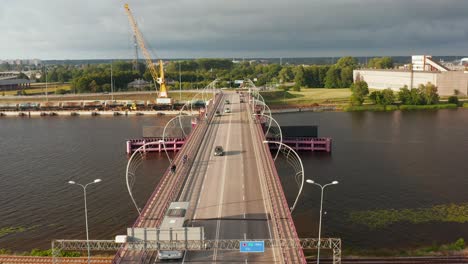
[215,110,221,116]
[240,99,244,103]
[224,108,231,113]
[214,146,224,156]
[225,100,230,104]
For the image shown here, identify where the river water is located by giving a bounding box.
[0,110,467,252]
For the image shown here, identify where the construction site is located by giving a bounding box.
[353,55,468,96]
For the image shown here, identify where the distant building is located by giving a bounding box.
[354,55,468,96]
[0,79,31,91]
[127,79,151,90]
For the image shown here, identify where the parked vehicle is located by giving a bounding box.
[215,110,221,116]
[224,108,231,113]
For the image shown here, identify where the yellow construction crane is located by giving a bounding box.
[124,3,171,104]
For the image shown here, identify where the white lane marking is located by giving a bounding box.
[182,250,187,263]
[243,212,246,219]
[242,184,244,189]
[244,233,247,240]
[213,100,234,262]
[192,95,224,224]
[242,195,245,201]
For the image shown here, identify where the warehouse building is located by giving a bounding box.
[0,79,31,91]
[353,55,468,96]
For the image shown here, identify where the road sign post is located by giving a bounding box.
[240,241,264,253]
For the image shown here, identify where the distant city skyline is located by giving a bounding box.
[1,0,468,59]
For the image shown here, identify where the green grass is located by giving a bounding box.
[399,104,458,110]
[349,203,468,229]
[344,105,399,112]
[261,88,352,106]
[462,103,468,108]
[1,84,71,96]
[342,238,466,257]
[0,227,27,238]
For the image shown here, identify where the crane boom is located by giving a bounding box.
[124,3,168,98]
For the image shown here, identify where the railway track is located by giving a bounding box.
[0,256,112,264]
[317,256,468,264]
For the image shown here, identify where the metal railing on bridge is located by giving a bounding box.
[52,238,341,264]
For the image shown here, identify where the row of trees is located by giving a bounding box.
[17,56,373,93]
[350,79,441,106]
[367,57,394,69]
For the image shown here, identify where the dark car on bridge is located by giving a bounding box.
[214,146,224,156]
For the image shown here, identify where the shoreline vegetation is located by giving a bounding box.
[260,89,467,112]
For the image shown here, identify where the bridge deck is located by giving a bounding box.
[116,91,304,263]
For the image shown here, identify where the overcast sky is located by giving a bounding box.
[1,0,468,59]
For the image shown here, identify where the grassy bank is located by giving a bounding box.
[343,105,399,112]
[399,104,458,110]
[261,88,352,106]
[344,104,458,112]
[350,203,468,229]
[342,238,466,257]
[1,83,72,96]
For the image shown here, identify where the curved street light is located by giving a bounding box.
[67,179,102,264]
[254,114,282,160]
[263,140,304,213]
[306,179,339,264]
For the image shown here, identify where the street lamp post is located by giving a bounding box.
[68,179,102,264]
[306,179,338,264]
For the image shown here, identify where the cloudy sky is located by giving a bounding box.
[1,0,468,59]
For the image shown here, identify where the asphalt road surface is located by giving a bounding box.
[167,92,281,263]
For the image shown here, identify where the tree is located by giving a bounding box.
[340,66,354,88]
[102,83,111,92]
[293,66,305,91]
[398,86,411,104]
[369,91,381,104]
[278,66,294,83]
[419,82,439,105]
[324,66,341,88]
[448,96,459,105]
[380,89,395,105]
[350,80,369,106]
[88,80,98,93]
[368,57,394,69]
[336,56,358,68]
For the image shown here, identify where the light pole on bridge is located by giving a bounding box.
[68,179,102,264]
[306,179,338,264]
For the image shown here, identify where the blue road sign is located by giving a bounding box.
[240,241,265,253]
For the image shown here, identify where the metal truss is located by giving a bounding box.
[52,238,341,263]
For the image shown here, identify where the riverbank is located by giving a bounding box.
[0,110,192,117]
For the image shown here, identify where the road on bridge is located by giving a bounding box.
[118,91,303,263]
[170,92,279,263]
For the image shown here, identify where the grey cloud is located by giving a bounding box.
[1,0,468,59]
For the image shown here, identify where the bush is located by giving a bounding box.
[463,103,468,108]
[56,88,68,95]
[447,96,459,105]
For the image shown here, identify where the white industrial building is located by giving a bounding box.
[353,55,468,96]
